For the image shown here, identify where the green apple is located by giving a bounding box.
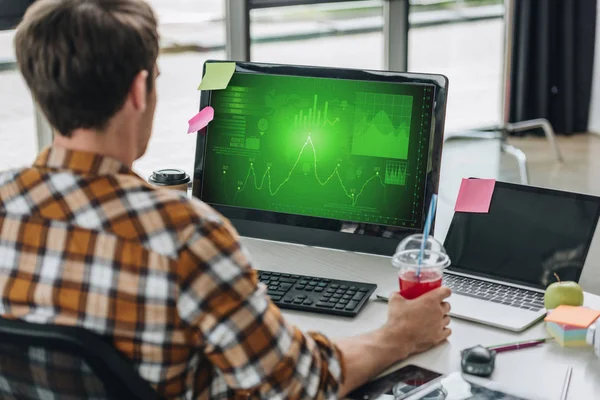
[544,274,584,310]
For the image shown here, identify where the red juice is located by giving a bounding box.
[399,270,442,299]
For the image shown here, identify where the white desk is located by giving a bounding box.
[243,237,600,400]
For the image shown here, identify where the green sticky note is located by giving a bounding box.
[198,62,236,90]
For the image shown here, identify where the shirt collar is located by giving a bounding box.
[33,147,136,177]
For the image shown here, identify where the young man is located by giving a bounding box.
[0,0,451,398]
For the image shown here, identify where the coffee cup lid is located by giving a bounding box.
[148,169,190,186]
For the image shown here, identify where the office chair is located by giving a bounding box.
[0,317,159,400]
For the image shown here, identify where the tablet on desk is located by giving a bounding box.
[348,367,541,400]
[404,372,540,400]
[347,365,443,400]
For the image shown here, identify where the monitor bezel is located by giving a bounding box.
[193,61,449,256]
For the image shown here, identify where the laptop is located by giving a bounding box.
[443,180,600,332]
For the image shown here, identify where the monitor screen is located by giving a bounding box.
[444,181,600,289]
[193,62,448,255]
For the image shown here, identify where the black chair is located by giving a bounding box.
[0,317,159,400]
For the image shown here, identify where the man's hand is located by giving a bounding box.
[383,287,452,360]
[335,287,452,398]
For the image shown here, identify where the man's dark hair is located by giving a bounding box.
[15,0,159,137]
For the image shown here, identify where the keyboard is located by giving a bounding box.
[443,274,545,312]
[257,270,377,317]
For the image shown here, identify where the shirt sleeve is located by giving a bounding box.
[176,216,345,399]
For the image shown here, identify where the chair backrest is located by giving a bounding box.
[0,317,159,400]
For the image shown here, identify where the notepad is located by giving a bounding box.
[544,306,600,328]
[454,178,496,213]
[198,62,236,90]
[187,106,214,134]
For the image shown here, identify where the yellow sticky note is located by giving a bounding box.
[544,306,600,328]
[198,62,236,90]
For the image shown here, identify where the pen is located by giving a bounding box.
[487,337,552,353]
[560,366,572,400]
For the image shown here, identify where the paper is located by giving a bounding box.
[454,178,496,213]
[545,305,600,328]
[187,106,214,134]
[198,62,236,90]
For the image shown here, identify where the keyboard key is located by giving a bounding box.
[336,289,345,294]
[268,285,279,291]
[318,282,327,287]
[340,285,349,290]
[314,287,324,292]
[322,279,331,284]
[270,295,282,301]
[349,286,358,291]
[279,283,292,291]
[268,290,286,297]
[335,304,345,310]
[326,288,336,293]
[323,293,332,298]
[297,294,307,299]
[282,274,291,277]
[358,288,368,292]
[352,292,365,301]
[347,291,357,296]
[296,285,306,290]
[262,272,271,276]
[303,299,313,306]
[305,287,314,292]
[339,299,349,305]
[279,278,296,284]
[332,294,342,299]
[345,301,359,311]
[270,276,280,281]
[308,281,317,286]
[331,284,340,289]
[283,297,294,303]
[293,298,304,304]
[316,301,335,308]
[299,280,308,285]
[342,295,353,300]
[271,272,281,277]
[291,275,300,279]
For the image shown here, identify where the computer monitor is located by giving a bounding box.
[192,61,448,256]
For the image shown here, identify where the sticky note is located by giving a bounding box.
[198,62,236,90]
[546,322,589,347]
[187,106,214,134]
[454,178,496,213]
[545,306,600,328]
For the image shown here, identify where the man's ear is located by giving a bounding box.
[130,70,149,112]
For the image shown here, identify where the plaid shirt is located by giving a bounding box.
[0,147,344,399]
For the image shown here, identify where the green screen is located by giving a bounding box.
[202,72,434,228]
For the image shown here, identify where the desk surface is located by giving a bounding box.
[243,237,600,400]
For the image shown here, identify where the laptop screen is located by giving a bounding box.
[444,181,600,290]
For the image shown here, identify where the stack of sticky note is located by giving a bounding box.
[545,306,600,347]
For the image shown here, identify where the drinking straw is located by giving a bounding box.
[417,194,438,278]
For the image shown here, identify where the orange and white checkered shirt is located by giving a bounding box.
[0,147,344,399]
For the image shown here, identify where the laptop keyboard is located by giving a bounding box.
[443,274,545,312]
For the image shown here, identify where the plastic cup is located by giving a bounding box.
[392,235,450,299]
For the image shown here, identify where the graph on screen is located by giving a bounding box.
[202,73,431,227]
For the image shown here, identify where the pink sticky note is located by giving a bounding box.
[187,106,214,134]
[454,178,496,213]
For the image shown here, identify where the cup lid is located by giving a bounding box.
[392,248,450,269]
[148,169,190,186]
